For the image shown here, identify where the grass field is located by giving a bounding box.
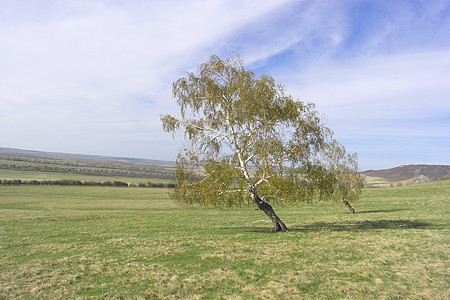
[0,169,173,185]
[1,181,449,299]
[363,175,393,188]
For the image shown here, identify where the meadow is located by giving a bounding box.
[1,181,449,299]
[0,169,172,185]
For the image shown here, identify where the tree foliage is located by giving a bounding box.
[161,54,364,231]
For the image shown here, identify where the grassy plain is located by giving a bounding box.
[1,181,449,299]
[363,175,392,188]
[0,169,172,184]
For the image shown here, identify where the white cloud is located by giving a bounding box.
[279,50,450,168]
[0,0,448,169]
[0,0,294,157]
[294,50,450,118]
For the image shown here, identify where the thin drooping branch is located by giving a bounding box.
[219,189,246,195]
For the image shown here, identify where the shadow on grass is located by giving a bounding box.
[291,219,434,232]
[221,219,434,233]
[357,209,409,214]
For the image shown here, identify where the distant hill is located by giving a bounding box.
[0,147,176,180]
[2,147,448,187]
[362,164,450,187]
[0,147,174,166]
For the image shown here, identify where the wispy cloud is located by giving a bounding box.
[0,0,294,156]
[295,51,450,118]
[0,0,448,169]
[253,0,450,169]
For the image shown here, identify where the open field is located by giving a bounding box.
[0,147,176,182]
[1,181,449,299]
[0,169,173,185]
[362,175,392,188]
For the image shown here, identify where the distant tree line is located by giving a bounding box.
[128,182,176,188]
[0,179,175,188]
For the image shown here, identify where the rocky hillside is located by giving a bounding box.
[362,164,450,187]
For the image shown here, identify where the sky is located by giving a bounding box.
[1,0,449,170]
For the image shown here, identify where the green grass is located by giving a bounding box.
[1,181,449,299]
[363,175,393,188]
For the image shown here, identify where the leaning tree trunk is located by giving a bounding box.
[250,190,288,232]
[342,199,355,214]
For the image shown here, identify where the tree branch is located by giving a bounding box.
[225,111,254,187]
[219,189,246,195]
[181,119,230,143]
[255,177,269,188]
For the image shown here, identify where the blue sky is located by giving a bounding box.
[1,0,449,170]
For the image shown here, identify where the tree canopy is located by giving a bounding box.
[161,54,364,232]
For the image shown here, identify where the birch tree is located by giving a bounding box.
[319,140,365,213]
[161,54,363,232]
